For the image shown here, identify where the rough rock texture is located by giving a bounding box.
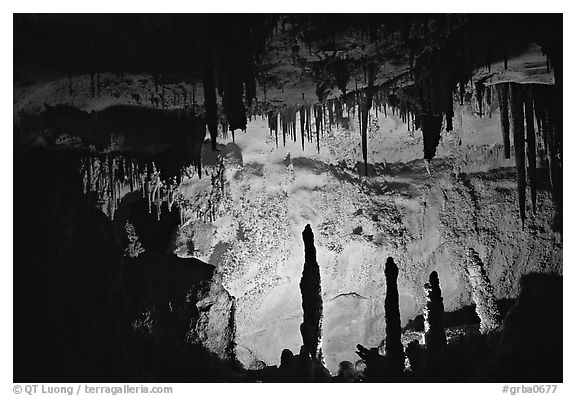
[181,95,561,373]
[465,247,501,334]
[190,275,237,362]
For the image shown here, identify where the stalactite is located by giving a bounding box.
[445,86,454,131]
[299,106,305,150]
[475,80,485,117]
[202,29,219,151]
[300,224,323,361]
[314,105,321,154]
[524,85,537,213]
[465,248,502,334]
[533,85,552,188]
[496,83,511,159]
[510,82,527,227]
[360,63,376,177]
[167,183,174,212]
[424,271,446,376]
[305,106,311,143]
[384,257,405,378]
[282,111,287,147]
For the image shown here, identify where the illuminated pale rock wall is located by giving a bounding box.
[176,100,562,373]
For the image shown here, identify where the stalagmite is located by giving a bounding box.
[465,248,501,334]
[421,112,443,161]
[424,271,446,375]
[510,83,527,227]
[299,224,324,361]
[384,257,405,377]
[524,85,538,213]
[496,83,511,159]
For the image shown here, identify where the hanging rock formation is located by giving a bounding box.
[360,63,377,176]
[201,23,219,151]
[524,85,538,213]
[510,82,527,227]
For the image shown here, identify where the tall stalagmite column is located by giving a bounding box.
[384,257,405,377]
[424,271,446,375]
[300,224,323,361]
[465,248,501,334]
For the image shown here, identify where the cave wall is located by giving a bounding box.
[174,96,561,373]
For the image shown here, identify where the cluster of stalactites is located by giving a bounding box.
[261,75,530,176]
[80,155,180,221]
[177,156,226,226]
[266,104,321,153]
[263,80,428,161]
[201,18,272,151]
[494,82,561,228]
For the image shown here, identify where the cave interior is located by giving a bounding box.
[13,13,563,383]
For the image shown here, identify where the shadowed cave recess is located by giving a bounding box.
[13,14,562,382]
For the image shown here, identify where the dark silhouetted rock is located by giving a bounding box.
[424,271,446,375]
[384,257,405,377]
[299,224,324,361]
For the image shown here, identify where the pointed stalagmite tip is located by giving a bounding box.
[429,271,439,286]
[303,224,313,239]
[385,257,398,275]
